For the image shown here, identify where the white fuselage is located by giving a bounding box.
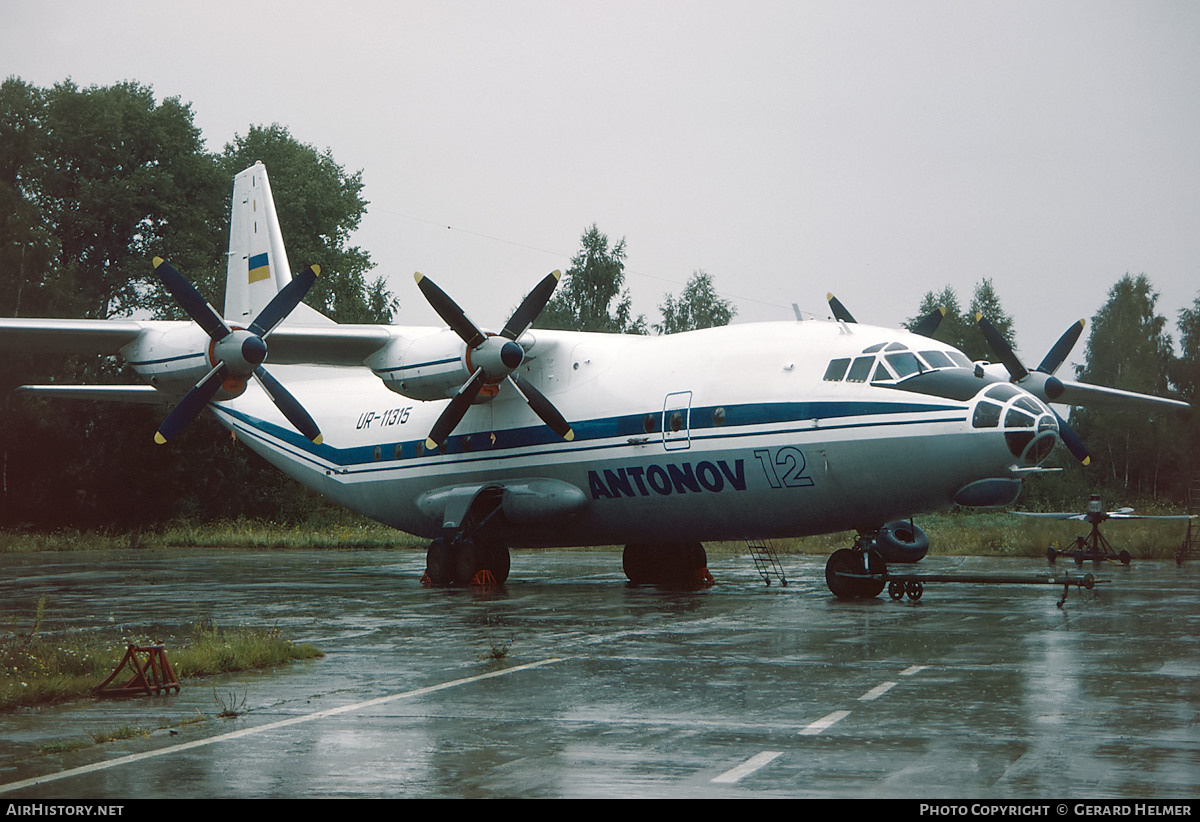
[194,318,1051,547]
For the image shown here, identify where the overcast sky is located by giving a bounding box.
[4,0,1199,364]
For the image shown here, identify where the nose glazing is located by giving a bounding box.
[970,382,1059,466]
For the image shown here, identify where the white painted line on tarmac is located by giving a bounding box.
[859,681,898,701]
[800,710,851,735]
[901,665,927,676]
[0,657,563,795]
[712,750,783,784]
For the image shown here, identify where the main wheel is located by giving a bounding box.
[424,538,453,587]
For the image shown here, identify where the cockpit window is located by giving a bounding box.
[846,356,874,382]
[823,358,850,381]
[985,383,1022,402]
[919,350,954,369]
[823,344,971,385]
[885,351,922,379]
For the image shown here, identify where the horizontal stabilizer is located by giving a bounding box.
[16,385,169,405]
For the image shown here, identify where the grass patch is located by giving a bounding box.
[0,605,322,712]
[0,510,427,554]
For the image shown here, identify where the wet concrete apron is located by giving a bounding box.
[0,549,1196,798]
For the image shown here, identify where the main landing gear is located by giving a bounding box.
[422,487,511,588]
[623,542,715,589]
[423,535,511,587]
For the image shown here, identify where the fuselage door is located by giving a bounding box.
[662,390,693,451]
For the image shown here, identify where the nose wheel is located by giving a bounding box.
[825,545,887,600]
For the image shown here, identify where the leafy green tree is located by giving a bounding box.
[654,270,736,334]
[904,278,1015,362]
[0,81,399,529]
[1071,274,1180,499]
[220,124,396,324]
[1171,291,1200,496]
[35,80,226,320]
[537,224,646,333]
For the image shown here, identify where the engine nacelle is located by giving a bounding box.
[121,323,249,402]
[368,329,473,401]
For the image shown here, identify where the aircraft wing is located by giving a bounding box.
[0,318,146,354]
[259,325,397,366]
[1012,511,1194,521]
[0,317,401,367]
[1051,378,1191,413]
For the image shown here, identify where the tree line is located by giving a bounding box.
[0,77,1196,531]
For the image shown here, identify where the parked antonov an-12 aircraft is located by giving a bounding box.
[1,164,1190,597]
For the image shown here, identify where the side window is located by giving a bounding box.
[823,358,851,381]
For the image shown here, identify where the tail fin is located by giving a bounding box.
[224,162,332,326]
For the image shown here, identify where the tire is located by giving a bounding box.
[874,521,929,563]
[425,538,453,587]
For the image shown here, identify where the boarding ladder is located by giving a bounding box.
[747,540,788,586]
[1178,476,1200,566]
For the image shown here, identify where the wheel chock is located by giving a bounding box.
[96,644,181,697]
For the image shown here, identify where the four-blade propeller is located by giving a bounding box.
[152,257,323,445]
[975,313,1090,464]
[415,270,573,450]
[826,293,947,339]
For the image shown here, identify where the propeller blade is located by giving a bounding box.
[501,270,561,340]
[509,374,574,441]
[153,257,230,341]
[1054,410,1091,465]
[415,272,487,349]
[910,305,946,338]
[254,367,323,444]
[248,265,321,338]
[975,313,1029,382]
[425,369,486,450]
[827,293,856,323]
[1035,319,1085,375]
[155,363,227,444]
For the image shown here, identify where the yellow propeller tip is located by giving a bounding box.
[414,272,424,283]
[154,432,167,445]
[938,306,947,316]
[312,434,324,445]
[563,430,575,442]
[425,437,438,451]
[152,256,165,268]
[826,292,835,301]
[551,270,562,280]
[311,264,321,277]
[974,312,984,322]
[1082,456,1091,466]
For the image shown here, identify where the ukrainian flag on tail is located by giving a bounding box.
[248,253,271,283]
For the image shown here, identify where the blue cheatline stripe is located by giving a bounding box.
[217,398,965,474]
[128,352,207,367]
[373,356,461,374]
